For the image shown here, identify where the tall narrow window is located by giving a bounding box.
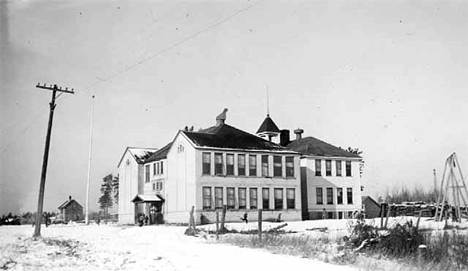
[160,161,164,174]
[316,187,323,204]
[286,157,294,177]
[327,188,333,204]
[202,153,211,175]
[262,155,269,177]
[250,188,258,209]
[145,165,150,183]
[286,188,295,209]
[347,188,353,204]
[337,188,343,204]
[238,188,246,209]
[215,153,223,175]
[215,187,223,209]
[274,188,283,210]
[346,161,352,177]
[249,155,257,176]
[315,159,322,176]
[273,156,282,177]
[226,154,234,176]
[202,187,212,210]
[153,163,157,175]
[238,154,246,176]
[336,160,342,177]
[326,160,332,176]
[262,188,270,210]
[227,187,235,209]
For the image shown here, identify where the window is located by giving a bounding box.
[157,163,160,175]
[152,183,156,191]
[273,156,282,177]
[145,165,150,183]
[346,161,352,177]
[262,155,269,177]
[347,188,353,204]
[337,188,343,204]
[326,160,332,176]
[328,212,333,219]
[262,188,270,209]
[315,159,322,176]
[226,154,234,176]
[338,211,343,219]
[238,154,246,176]
[286,188,295,209]
[156,182,163,191]
[327,188,333,204]
[336,160,342,177]
[250,188,258,209]
[286,157,294,177]
[274,188,283,210]
[153,163,157,175]
[215,153,223,175]
[202,187,212,210]
[215,187,223,209]
[227,187,235,209]
[249,155,257,176]
[202,153,211,175]
[178,144,184,153]
[316,187,323,204]
[160,161,164,174]
[238,188,246,209]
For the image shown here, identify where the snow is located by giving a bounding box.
[0,223,357,271]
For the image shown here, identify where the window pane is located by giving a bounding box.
[327,188,333,204]
[157,163,160,175]
[262,155,269,177]
[274,188,283,210]
[315,160,321,176]
[326,160,332,176]
[286,188,295,209]
[153,163,157,175]
[227,187,235,209]
[202,153,211,175]
[238,154,246,176]
[215,187,223,209]
[346,161,352,177]
[336,160,342,176]
[316,187,323,204]
[161,161,164,174]
[337,188,343,204]
[239,188,246,209]
[226,154,234,175]
[273,156,282,177]
[286,157,294,177]
[215,153,223,175]
[262,188,270,209]
[347,188,353,204]
[250,188,257,209]
[145,165,150,183]
[249,155,257,176]
[203,187,211,210]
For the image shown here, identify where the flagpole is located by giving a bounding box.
[85,95,95,225]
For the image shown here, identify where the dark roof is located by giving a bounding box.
[184,124,292,151]
[286,137,361,158]
[145,142,173,163]
[256,115,280,134]
[362,196,380,207]
[58,199,82,210]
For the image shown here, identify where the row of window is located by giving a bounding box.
[202,153,295,178]
[152,182,163,192]
[315,160,352,177]
[316,187,354,205]
[202,187,296,210]
[145,161,164,183]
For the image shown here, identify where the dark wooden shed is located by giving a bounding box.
[58,196,83,222]
[362,196,381,219]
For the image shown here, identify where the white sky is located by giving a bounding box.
[1,0,467,214]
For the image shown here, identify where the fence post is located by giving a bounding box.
[258,209,262,242]
[380,204,385,229]
[384,206,391,229]
[216,212,219,240]
[416,210,423,229]
[221,205,227,232]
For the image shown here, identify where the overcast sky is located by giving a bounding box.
[1,0,467,215]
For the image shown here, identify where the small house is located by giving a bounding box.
[362,196,380,218]
[58,196,84,222]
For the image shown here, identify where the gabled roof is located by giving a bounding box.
[362,196,380,207]
[117,147,157,167]
[286,137,361,158]
[145,142,173,163]
[183,124,293,152]
[131,194,164,203]
[58,199,82,210]
[256,115,280,134]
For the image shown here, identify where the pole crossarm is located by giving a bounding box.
[36,83,75,94]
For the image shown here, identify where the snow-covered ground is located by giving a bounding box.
[1,223,358,271]
[1,217,466,271]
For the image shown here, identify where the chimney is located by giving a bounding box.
[69,195,72,201]
[216,108,228,126]
[294,128,304,140]
[280,129,290,146]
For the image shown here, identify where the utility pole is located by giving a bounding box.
[34,83,74,238]
[85,95,95,225]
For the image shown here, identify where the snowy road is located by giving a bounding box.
[0,224,357,271]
